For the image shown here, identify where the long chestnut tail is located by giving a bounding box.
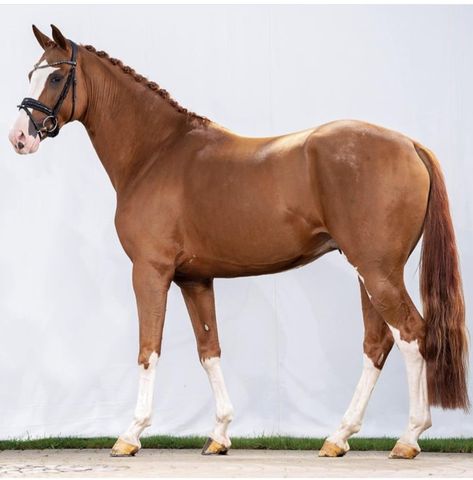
[415,143,469,410]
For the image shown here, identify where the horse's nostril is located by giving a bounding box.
[17,141,25,150]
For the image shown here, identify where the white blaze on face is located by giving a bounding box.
[119,352,159,448]
[8,60,59,154]
[202,357,234,447]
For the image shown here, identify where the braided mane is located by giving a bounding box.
[83,45,208,125]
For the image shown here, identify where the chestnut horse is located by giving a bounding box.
[9,25,468,460]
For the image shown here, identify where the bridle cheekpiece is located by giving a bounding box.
[18,40,77,140]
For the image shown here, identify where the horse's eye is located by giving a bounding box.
[50,75,63,84]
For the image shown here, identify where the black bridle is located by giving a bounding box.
[18,40,77,140]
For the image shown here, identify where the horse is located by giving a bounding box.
[9,25,468,460]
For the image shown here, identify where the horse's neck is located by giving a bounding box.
[80,55,190,191]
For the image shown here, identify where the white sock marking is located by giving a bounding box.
[327,354,380,450]
[120,352,159,448]
[387,325,431,449]
[202,357,234,447]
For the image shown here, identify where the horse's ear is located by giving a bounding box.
[32,25,53,50]
[50,24,68,51]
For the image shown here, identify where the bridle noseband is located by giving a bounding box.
[18,40,77,140]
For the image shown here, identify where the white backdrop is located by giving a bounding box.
[0,5,472,440]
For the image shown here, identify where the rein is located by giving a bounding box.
[18,40,77,140]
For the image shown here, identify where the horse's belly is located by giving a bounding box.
[176,228,337,279]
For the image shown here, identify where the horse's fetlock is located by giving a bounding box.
[409,413,431,433]
[217,406,234,424]
[135,413,152,427]
[341,417,361,435]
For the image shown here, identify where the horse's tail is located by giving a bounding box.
[415,143,469,410]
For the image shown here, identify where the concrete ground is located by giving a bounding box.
[0,449,472,477]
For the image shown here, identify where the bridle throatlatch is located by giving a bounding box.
[18,40,77,139]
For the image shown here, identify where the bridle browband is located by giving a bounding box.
[18,40,77,140]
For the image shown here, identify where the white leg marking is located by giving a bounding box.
[327,354,381,450]
[202,357,234,447]
[120,352,159,448]
[387,325,432,449]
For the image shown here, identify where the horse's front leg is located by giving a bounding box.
[177,278,234,456]
[111,260,173,457]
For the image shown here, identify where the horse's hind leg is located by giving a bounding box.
[320,280,394,457]
[177,278,234,455]
[360,266,432,459]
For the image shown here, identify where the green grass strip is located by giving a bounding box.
[0,436,472,453]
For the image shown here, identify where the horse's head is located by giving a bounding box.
[9,25,85,154]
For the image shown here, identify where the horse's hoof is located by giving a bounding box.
[201,437,229,455]
[389,441,420,459]
[110,437,140,457]
[318,440,348,457]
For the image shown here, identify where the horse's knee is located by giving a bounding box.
[198,342,221,360]
[196,325,221,360]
